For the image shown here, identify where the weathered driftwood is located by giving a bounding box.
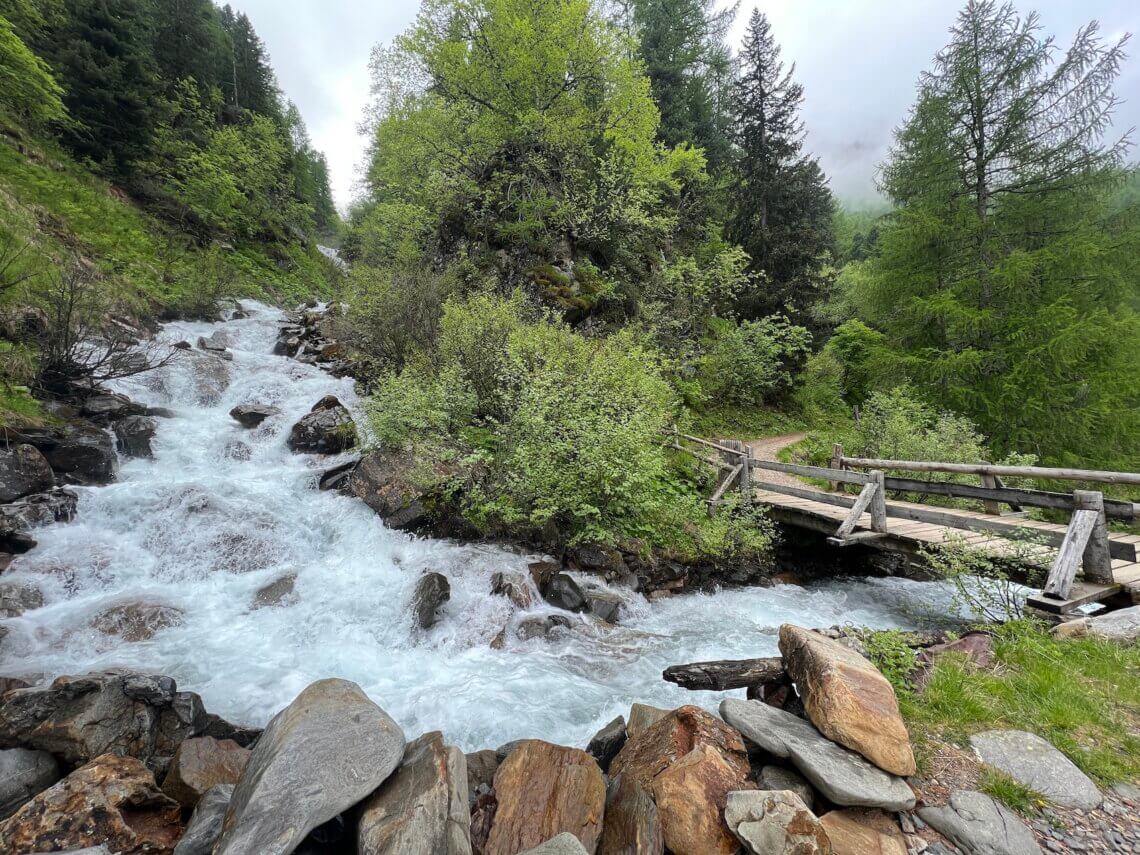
[662,657,784,691]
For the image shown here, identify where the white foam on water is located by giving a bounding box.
[1,302,960,750]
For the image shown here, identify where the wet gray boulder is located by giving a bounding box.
[346,451,433,530]
[0,488,78,531]
[357,731,471,855]
[543,573,587,612]
[174,783,234,855]
[0,444,54,503]
[79,391,145,423]
[251,575,297,610]
[287,398,357,454]
[720,698,915,810]
[584,589,622,623]
[229,404,280,429]
[919,790,1041,855]
[969,730,1101,810]
[516,614,573,641]
[586,715,626,772]
[113,415,157,458]
[412,572,450,630]
[214,678,405,855]
[12,424,116,485]
[0,672,208,768]
[0,747,62,819]
[0,583,44,618]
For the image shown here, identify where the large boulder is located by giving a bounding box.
[544,573,588,612]
[483,740,605,855]
[918,790,1042,855]
[113,415,158,458]
[173,784,233,855]
[723,789,831,855]
[346,450,433,530]
[357,731,471,855]
[229,404,280,429]
[758,765,815,810]
[491,572,534,609]
[598,773,662,855]
[162,736,251,808]
[651,744,753,855]
[214,678,405,855]
[11,424,116,485]
[80,391,146,423]
[720,699,915,811]
[0,747,61,820]
[0,672,208,768]
[610,705,748,790]
[412,572,451,630]
[625,703,670,742]
[287,397,357,454]
[778,624,916,776]
[968,730,1101,810]
[818,810,906,855]
[0,444,54,503]
[92,602,184,641]
[0,753,182,854]
[586,715,626,772]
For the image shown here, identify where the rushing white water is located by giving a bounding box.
[1,302,961,751]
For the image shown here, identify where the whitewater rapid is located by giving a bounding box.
[1,302,960,750]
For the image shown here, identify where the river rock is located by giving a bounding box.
[657,745,753,855]
[0,747,61,819]
[779,624,916,776]
[317,458,358,491]
[529,560,561,592]
[288,399,357,454]
[0,753,182,854]
[968,730,1101,809]
[611,705,747,788]
[251,574,297,609]
[466,748,499,807]
[0,583,44,618]
[818,810,906,855]
[1053,605,1140,643]
[173,783,234,855]
[197,332,231,354]
[0,672,207,767]
[113,415,158,458]
[758,765,815,810]
[516,614,573,641]
[586,715,626,772]
[93,602,184,641]
[491,572,534,609]
[599,773,662,855]
[625,703,671,741]
[10,423,117,485]
[80,391,146,423]
[229,404,280,428]
[723,789,830,854]
[214,678,405,855]
[521,833,592,855]
[545,573,588,612]
[412,572,450,629]
[346,451,434,530]
[357,730,471,855]
[162,736,251,808]
[720,699,916,811]
[483,740,605,855]
[0,445,54,503]
[918,790,1041,855]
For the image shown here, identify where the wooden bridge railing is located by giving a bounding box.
[666,429,1139,602]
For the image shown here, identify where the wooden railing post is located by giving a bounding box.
[739,444,753,493]
[829,443,844,492]
[1076,490,1113,585]
[869,470,888,533]
[981,471,1001,515]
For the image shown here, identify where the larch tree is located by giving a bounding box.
[727,9,834,322]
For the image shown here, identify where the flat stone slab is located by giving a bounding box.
[719,699,915,811]
[968,730,1101,810]
[1053,605,1140,643]
[919,790,1041,855]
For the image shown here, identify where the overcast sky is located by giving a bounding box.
[230,0,1140,211]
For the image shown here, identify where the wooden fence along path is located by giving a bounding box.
[665,429,1140,618]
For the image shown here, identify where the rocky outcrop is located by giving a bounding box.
[0,747,61,819]
[113,415,158,458]
[918,790,1042,855]
[0,673,209,768]
[723,789,830,854]
[720,699,915,811]
[10,423,116,485]
[968,730,1101,810]
[174,784,233,855]
[214,678,405,855]
[229,404,279,429]
[779,624,916,776]
[0,444,54,503]
[0,753,183,854]
[483,740,606,855]
[346,450,436,531]
[357,731,471,855]
[161,736,251,808]
[287,396,357,454]
[412,572,451,630]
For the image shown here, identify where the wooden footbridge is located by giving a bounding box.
[667,430,1140,617]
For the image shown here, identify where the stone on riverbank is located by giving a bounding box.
[758,765,815,810]
[779,624,916,776]
[651,744,753,855]
[0,444,54,503]
[586,715,626,772]
[720,699,915,811]
[483,740,605,855]
[113,415,158,458]
[9,423,117,485]
[174,784,233,855]
[0,747,61,819]
[357,731,471,855]
[818,810,906,855]
[287,396,356,454]
[723,789,830,854]
[214,679,404,855]
[412,572,450,630]
[520,833,592,854]
[1053,605,1140,643]
[0,753,182,854]
[347,450,434,530]
[968,730,1101,810]
[625,703,670,741]
[599,773,662,855]
[161,736,250,808]
[918,789,1042,855]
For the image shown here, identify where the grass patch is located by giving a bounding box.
[0,383,46,427]
[868,620,1140,786]
[977,767,1047,815]
[685,404,812,440]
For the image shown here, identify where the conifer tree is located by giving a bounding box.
[727,9,833,321]
[219,6,279,118]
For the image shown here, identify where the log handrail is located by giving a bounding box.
[840,455,1140,487]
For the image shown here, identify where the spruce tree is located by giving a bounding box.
[727,9,833,321]
[219,6,279,118]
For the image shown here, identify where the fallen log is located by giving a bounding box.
[662,657,784,691]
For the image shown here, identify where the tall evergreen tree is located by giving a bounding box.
[151,0,228,92]
[218,6,279,118]
[845,0,1138,465]
[727,9,833,321]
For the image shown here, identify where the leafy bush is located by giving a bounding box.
[699,315,811,408]
[920,534,1046,623]
[823,318,890,407]
[366,362,476,450]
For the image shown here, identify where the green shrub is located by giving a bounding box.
[699,315,811,408]
[823,318,890,406]
[365,362,475,450]
[920,535,1046,623]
